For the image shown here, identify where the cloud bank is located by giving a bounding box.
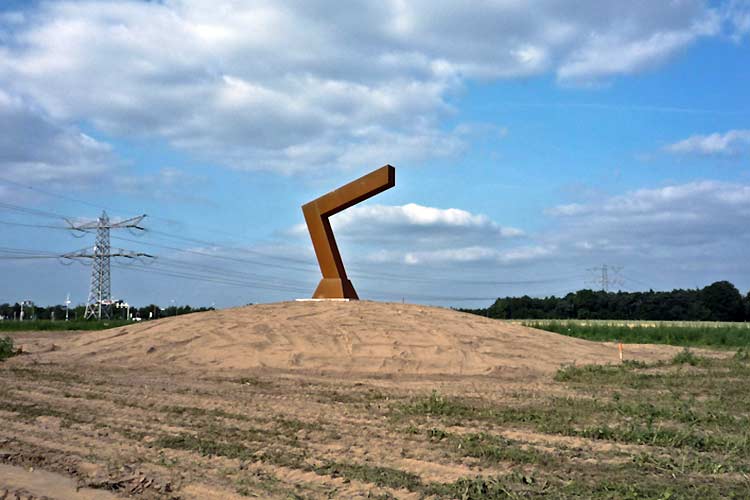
[0,90,114,193]
[0,0,740,175]
[546,181,750,261]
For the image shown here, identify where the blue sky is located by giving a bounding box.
[0,0,749,309]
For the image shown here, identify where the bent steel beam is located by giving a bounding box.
[302,165,396,299]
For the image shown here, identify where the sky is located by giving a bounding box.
[0,0,749,309]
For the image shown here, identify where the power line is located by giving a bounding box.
[0,176,232,239]
[0,205,585,296]
[0,202,320,277]
[111,261,310,294]
[129,228,586,287]
[143,231,319,273]
[0,244,512,304]
[0,246,62,258]
[111,233,319,276]
[0,244,310,293]
[151,256,313,289]
[0,178,583,288]
[116,231,584,288]
[148,229,318,267]
[621,273,653,289]
[0,201,70,220]
[0,255,62,260]
[0,246,54,254]
[0,220,72,230]
[138,227,585,286]
[0,187,586,302]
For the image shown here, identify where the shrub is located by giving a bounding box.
[0,336,16,361]
[671,348,707,367]
[735,347,750,362]
[399,390,477,418]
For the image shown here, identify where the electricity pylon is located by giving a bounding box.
[586,264,623,292]
[64,211,152,320]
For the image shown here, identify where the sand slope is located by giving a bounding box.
[35,301,692,376]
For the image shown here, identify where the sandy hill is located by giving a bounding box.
[34,301,691,376]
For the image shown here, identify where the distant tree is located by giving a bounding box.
[573,289,599,319]
[700,281,745,322]
[460,281,749,322]
[487,298,509,319]
[73,305,85,320]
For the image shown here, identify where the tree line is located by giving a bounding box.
[0,302,214,321]
[461,281,750,322]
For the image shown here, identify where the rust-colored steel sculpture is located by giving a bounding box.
[302,165,396,299]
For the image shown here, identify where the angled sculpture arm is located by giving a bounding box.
[302,165,395,299]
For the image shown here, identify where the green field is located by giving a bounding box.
[0,319,132,332]
[521,319,750,348]
[390,350,750,498]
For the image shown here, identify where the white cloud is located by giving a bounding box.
[404,246,499,265]
[115,167,215,206]
[367,244,555,265]
[289,202,533,267]
[337,203,494,229]
[722,0,750,40]
[328,203,523,244]
[547,181,750,252]
[497,180,750,294]
[291,179,750,274]
[0,92,209,203]
[0,91,114,188]
[364,244,556,265]
[0,1,733,174]
[665,129,750,155]
[545,203,587,216]
[291,202,522,237]
[499,245,556,263]
[558,29,708,82]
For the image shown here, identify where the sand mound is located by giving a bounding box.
[39,301,687,375]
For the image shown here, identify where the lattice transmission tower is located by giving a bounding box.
[586,264,623,292]
[63,211,152,320]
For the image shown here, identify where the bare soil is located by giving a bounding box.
[31,301,691,375]
[1,302,743,498]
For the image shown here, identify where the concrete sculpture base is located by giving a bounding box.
[312,278,359,300]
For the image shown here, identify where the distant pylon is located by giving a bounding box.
[63,211,151,320]
[587,264,623,292]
